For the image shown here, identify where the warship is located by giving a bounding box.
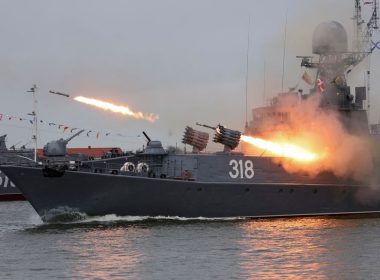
[0,130,123,200]
[0,134,34,200]
[2,0,380,221]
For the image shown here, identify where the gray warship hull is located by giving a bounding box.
[3,165,380,221]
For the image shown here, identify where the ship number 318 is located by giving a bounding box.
[229,159,254,179]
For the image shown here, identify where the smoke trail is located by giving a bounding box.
[243,93,378,184]
[74,96,159,123]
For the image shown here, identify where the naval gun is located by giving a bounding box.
[43,129,85,157]
[196,123,241,152]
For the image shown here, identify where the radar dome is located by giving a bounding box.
[312,21,348,54]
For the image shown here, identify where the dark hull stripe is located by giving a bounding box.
[0,193,25,201]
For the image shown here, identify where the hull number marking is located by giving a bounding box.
[0,175,16,188]
[229,159,254,179]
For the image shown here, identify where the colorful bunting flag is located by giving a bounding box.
[317,78,325,93]
[0,112,139,140]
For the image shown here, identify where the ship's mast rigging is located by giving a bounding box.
[27,84,38,162]
[352,0,378,113]
[353,0,379,53]
[299,1,378,77]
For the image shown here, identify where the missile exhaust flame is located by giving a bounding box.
[241,135,319,162]
[74,96,159,123]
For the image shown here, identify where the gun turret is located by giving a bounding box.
[43,129,85,157]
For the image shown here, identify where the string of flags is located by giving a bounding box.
[0,113,136,140]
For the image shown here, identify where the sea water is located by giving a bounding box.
[1,201,380,279]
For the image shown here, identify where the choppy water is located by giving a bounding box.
[1,202,380,279]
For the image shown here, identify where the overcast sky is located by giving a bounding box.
[0,0,379,151]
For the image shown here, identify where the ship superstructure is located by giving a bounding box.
[248,0,378,137]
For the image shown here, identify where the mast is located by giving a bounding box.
[244,16,251,133]
[263,59,266,106]
[281,8,288,92]
[27,84,38,162]
[352,0,378,59]
[351,0,378,117]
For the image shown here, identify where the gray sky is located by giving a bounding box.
[0,0,379,151]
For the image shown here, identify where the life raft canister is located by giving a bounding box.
[120,162,136,172]
[137,162,149,173]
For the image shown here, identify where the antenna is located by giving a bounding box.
[263,59,266,106]
[27,84,38,162]
[281,8,288,93]
[244,16,251,133]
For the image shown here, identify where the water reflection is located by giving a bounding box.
[9,211,380,279]
[237,217,367,279]
[61,226,149,279]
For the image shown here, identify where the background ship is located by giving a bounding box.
[0,134,34,200]
[0,131,125,201]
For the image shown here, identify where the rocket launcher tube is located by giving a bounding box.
[196,122,241,151]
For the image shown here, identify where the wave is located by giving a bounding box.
[41,209,247,224]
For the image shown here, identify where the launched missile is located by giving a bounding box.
[49,90,70,98]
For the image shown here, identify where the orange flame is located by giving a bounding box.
[74,96,159,123]
[240,135,319,162]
